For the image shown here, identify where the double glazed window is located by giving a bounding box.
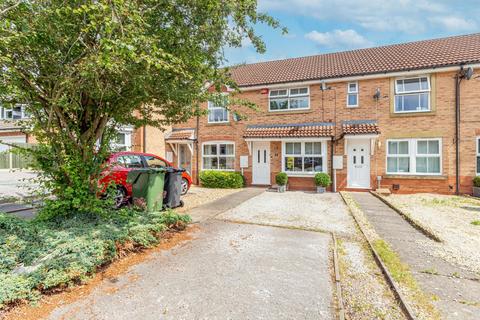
[269,87,309,111]
[111,131,132,151]
[208,98,229,123]
[0,105,28,120]
[203,142,234,170]
[387,139,441,175]
[283,141,324,173]
[347,82,358,107]
[394,76,430,113]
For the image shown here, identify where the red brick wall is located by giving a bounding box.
[168,69,480,194]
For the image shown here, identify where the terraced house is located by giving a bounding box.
[151,33,480,194]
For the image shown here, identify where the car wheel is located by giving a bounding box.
[181,178,189,195]
[114,186,127,209]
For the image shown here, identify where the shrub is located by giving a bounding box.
[275,172,288,186]
[0,208,191,309]
[314,173,332,187]
[473,176,480,187]
[199,171,244,188]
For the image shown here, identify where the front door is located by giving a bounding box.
[347,139,371,188]
[178,144,192,173]
[252,141,270,185]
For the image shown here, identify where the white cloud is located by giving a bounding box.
[429,16,478,31]
[305,29,373,49]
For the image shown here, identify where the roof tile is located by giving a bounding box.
[244,123,334,138]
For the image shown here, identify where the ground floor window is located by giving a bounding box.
[202,142,235,170]
[112,129,132,151]
[283,141,325,173]
[477,137,480,175]
[387,138,441,175]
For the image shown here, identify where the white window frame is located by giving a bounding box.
[394,76,431,113]
[207,99,229,123]
[269,87,310,112]
[281,139,328,176]
[111,127,133,151]
[386,138,442,176]
[201,141,235,171]
[347,82,359,108]
[0,105,29,120]
[477,137,480,175]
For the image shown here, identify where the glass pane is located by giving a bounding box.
[388,141,398,155]
[416,157,428,173]
[203,144,217,155]
[394,95,403,111]
[203,157,218,170]
[417,141,428,154]
[116,133,126,145]
[402,94,420,111]
[398,157,410,172]
[399,141,409,154]
[270,90,279,97]
[419,93,429,110]
[299,88,308,94]
[305,142,313,155]
[290,88,299,95]
[304,157,322,172]
[396,80,404,93]
[477,156,480,174]
[118,156,143,169]
[420,77,429,90]
[226,157,234,170]
[270,99,288,110]
[219,157,227,169]
[349,83,357,92]
[286,143,293,154]
[314,142,321,154]
[293,143,301,154]
[403,78,421,92]
[348,94,357,106]
[289,97,308,109]
[145,156,167,168]
[428,140,439,154]
[285,157,302,171]
[428,157,440,173]
[387,157,397,172]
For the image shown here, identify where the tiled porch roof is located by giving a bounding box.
[342,120,380,135]
[244,122,334,139]
[165,129,195,141]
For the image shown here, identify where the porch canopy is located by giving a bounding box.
[243,122,334,154]
[341,120,380,155]
[164,128,195,156]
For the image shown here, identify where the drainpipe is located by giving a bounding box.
[143,125,146,153]
[455,73,461,195]
[331,136,335,192]
[195,114,200,185]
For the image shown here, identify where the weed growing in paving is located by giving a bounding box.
[471,220,480,226]
[0,209,191,309]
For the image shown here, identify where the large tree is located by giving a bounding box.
[0,0,282,216]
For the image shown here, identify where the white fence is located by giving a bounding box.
[0,144,34,170]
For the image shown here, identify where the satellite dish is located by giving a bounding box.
[465,67,474,80]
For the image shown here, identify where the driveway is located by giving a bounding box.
[23,189,358,320]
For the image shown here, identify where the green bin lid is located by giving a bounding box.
[126,167,166,184]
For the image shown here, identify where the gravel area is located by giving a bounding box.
[386,194,480,274]
[339,240,404,320]
[218,191,356,237]
[177,186,243,213]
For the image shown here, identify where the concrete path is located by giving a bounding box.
[0,170,38,198]
[349,192,480,320]
[188,187,265,223]
[47,221,333,320]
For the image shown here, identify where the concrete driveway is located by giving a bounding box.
[43,189,356,320]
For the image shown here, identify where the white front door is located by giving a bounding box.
[347,139,371,188]
[252,141,270,185]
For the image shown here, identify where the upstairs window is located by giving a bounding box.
[208,97,229,123]
[394,76,430,113]
[0,105,28,120]
[269,87,309,111]
[347,82,358,107]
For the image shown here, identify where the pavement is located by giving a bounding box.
[0,170,38,198]
[45,188,342,320]
[349,192,480,320]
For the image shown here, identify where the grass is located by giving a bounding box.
[372,239,442,320]
[0,208,191,309]
[471,220,480,226]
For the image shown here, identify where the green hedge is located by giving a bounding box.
[473,176,480,188]
[199,170,244,188]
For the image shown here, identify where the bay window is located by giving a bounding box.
[387,138,441,175]
[269,87,309,111]
[283,141,325,174]
[203,142,235,170]
[394,76,430,113]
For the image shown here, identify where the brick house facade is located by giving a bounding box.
[162,34,480,194]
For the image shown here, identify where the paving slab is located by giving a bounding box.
[218,191,356,237]
[349,192,480,320]
[47,221,333,320]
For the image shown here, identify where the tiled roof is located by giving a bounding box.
[244,122,334,139]
[342,120,380,135]
[165,129,195,141]
[230,33,480,87]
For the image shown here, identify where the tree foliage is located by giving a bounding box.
[0,0,282,216]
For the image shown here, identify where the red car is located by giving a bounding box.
[100,151,192,207]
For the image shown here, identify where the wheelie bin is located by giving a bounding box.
[127,168,166,212]
[163,167,185,209]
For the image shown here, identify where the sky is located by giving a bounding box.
[224,0,480,65]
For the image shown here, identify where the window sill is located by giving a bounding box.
[206,122,231,126]
[390,111,435,117]
[384,174,447,180]
[267,109,313,116]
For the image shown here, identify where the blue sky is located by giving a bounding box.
[224,0,480,65]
